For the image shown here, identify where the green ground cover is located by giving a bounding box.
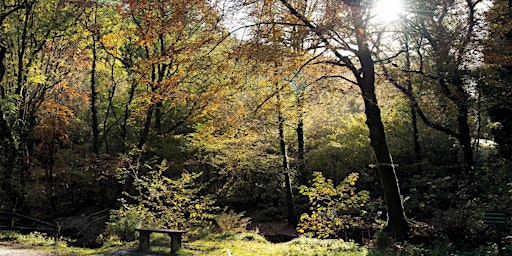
[0,231,506,256]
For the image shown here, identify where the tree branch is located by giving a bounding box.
[381,64,461,139]
[277,0,360,77]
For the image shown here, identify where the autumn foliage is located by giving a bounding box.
[0,0,510,251]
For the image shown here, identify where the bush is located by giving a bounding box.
[105,204,147,241]
[215,209,251,233]
[106,158,218,241]
[297,172,370,239]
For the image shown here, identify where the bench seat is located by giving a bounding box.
[135,228,188,256]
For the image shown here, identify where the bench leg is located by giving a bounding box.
[169,233,182,256]
[138,231,150,252]
[54,233,59,246]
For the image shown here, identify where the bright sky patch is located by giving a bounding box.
[373,0,403,23]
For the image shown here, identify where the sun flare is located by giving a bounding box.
[373,0,403,23]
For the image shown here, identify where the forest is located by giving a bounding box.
[0,0,511,254]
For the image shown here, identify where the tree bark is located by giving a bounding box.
[138,106,154,149]
[90,35,100,154]
[359,61,408,235]
[122,79,137,152]
[0,45,5,90]
[296,94,307,185]
[405,43,422,172]
[277,86,296,225]
[353,10,408,235]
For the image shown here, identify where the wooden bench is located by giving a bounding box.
[484,210,508,255]
[135,228,188,255]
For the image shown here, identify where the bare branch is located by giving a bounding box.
[315,75,358,86]
[277,0,360,77]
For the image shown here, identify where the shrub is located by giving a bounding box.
[105,203,147,241]
[106,158,218,241]
[215,209,251,233]
[298,172,370,239]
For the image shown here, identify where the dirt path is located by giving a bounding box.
[0,246,54,255]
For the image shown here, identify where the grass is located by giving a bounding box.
[180,234,366,256]
[0,230,508,256]
[0,231,136,255]
[0,230,366,255]
[131,232,366,255]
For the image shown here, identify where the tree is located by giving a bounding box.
[115,0,228,151]
[239,0,409,234]
[88,0,101,155]
[399,0,485,178]
[481,0,512,159]
[0,0,86,211]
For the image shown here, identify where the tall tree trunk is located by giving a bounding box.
[405,44,422,172]
[0,45,6,91]
[48,121,57,214]
[353,10,408,235]
[102,60,117,155]
[359,76,408,235]
[9,3,34,212]
[90,1,100,154]
[438,73,474,177]
[416,0,477,182]
[0,110,17,210]
[296,94,307,185]
[138,105,154,149]
[277,87,296,225]
[15,3,30,96]
[155,102,162,133]
[122,79,137,152]
[410,104,422,170]
[154,34,167,134]
[293,0,307,186]
[90,36,100,154]
[457,104,473,173]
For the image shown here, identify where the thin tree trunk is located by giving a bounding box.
[48,119,57,214]
[0,45,6,92]
[454,94,474,174]
[154,34,167,134]
[90,36,100,154]
[438,73,474,176]
[405,43,422,172]
[102,60,117,155]
[138,106,154,149]
[294,0,307,186]
[410,104,422,170]
[155,102,162,133]
[122,79,137,152]
[15,4,30,96]
[277,86,296,225]
[296,94,307,185]
[10,3,34,212]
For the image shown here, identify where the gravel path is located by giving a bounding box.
[0,246,54,255]
[0,245,163,255]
